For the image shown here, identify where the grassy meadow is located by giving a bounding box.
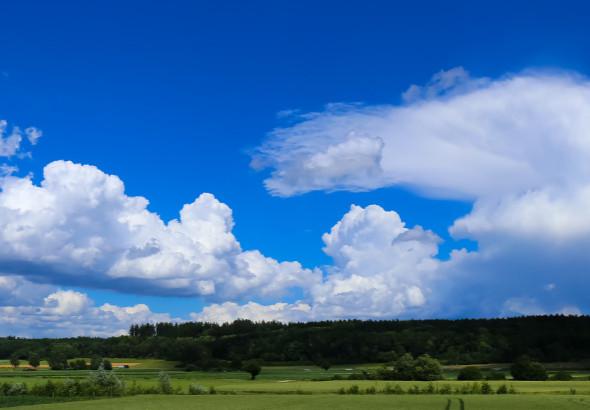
[0,360,589,408]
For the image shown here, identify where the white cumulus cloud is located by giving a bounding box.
[0,160,319,300]
[0,277,174,337]
[208,68,590,322]
[193,204,441,322]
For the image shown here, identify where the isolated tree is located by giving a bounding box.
[413,354,442,381]
[102,359,113,371]
[9,353,20,369]
[28,353,41,369]
[457,366,483,380]
[69,359,88,370]
[242,360,261,380]
[47,344,76,370]
[392,353,415,380]
[314,356,331,371]
[90,355,103,370]
[511,356,547,381]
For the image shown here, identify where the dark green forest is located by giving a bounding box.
[2,316,590,368]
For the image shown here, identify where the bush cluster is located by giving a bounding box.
[337,382,517,395]
[0,369,223,399]
[510,356,548,381]
[346,354,442,381]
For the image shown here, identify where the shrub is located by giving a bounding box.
[407,385,421,394]
[87,366,124,396]
[59,379,82,397]
[469,382,482,394]
[346,385,360,394]
[365,386,376,394]
[438,384,452,394]
[188,384,208,395]
[383,384,405,394]
[422,383,436,394]
[29,380,57,396]
[158,371,172,394]
[5,383,27,396]
[457,366,483,380]
[481,382,494,394]
[496,384,508,394]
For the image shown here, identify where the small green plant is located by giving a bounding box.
[346,385,360,394]
[439,384,452,394]
[87,364,124,396]
[188,384,208,395]
[383,383,405,394]
[158,371,172,394]
[365,386,376,394]
[422,382,435,394]
[407,385,421,394]
[496,384,508,394]
[6,383,27,395]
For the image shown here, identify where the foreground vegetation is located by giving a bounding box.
[0,361,587,408]
[7,394,590,410]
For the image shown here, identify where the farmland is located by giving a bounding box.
[0,361,589,408]
[9,394,590,410]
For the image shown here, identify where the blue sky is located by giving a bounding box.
[2,1,590,336]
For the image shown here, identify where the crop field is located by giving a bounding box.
[0,361,589,408]
[7,394,590,410]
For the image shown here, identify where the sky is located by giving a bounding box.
[2,0,590,336]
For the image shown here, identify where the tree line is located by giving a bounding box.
[2,315,589,369]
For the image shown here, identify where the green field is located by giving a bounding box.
[1,360,589,408]
[8,394,590,410]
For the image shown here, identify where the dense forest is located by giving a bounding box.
[2,316,590,368]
